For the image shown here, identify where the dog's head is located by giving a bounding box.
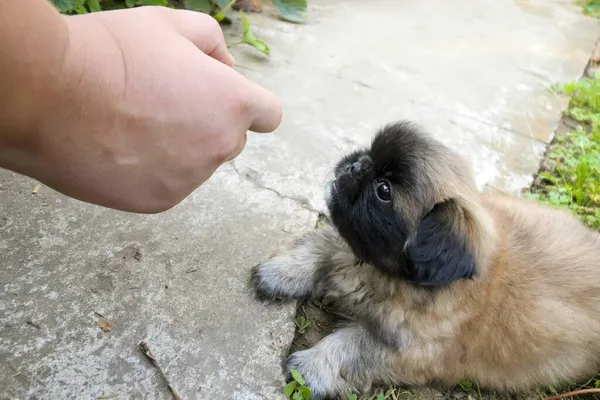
[326,121,495,286]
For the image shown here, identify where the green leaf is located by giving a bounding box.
[457,379,473,392]
[298,386,312,399]
[86,0,102,11]
[95,0,126,9]
[290,369,305,385]
[125,0,135,7]
[51,0,85,12]
[214,0,235,21]
[538,172,557,183]
[184,0,213,12]
[240,11,270,55]
[215,0,232,8]
[376,395,385,400]
[141,0,168,5]
[273,0,308,22]
[50,0,73,12]
[284,381,297,397]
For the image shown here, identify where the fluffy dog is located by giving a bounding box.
[251,121,600,399]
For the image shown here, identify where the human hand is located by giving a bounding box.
[4,5,282,213]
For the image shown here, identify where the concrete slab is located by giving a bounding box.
[1,0,598,399]
[1,166,316,399]
[229,0,598,210]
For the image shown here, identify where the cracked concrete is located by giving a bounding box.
[230,161,322,215]
[1,0,599,399]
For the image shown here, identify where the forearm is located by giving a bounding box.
[0,0,69,155]
[0,4,281,213]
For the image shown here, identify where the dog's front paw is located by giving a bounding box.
[284,348,354,400]
[250,260,292,302]
[250,252,317,302]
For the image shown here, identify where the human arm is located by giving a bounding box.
[0,1,282,213]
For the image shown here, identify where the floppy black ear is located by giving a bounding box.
[405,199,476,286]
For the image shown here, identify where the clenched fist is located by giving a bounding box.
[0,1,282,213]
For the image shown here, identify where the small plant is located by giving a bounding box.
[50,0,168,14]
[273,0,307,22]
[294,315,312,334]
[457,379,473,392]
[185,0,307,23]
[579,0,600,18]
[528,74,600,230]
[50,0,307,56]
[284,369,312,400]
[558,72,600,128]
[346,391,358,400]
[454,379,484,400]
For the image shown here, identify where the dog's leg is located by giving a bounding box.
[284,322,399,399]
[251,226,349,301]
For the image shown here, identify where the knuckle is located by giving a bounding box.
[202,14,222,33]
[214,136,243,164]
[142,4,171,19]
[229,89,252,118]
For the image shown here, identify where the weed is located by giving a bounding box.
[294,315,312,334]
[50,0,307,54]
[527,74,600,230]
[579,0,600,18]
[284,369,312,400]
[556,73,600,128]
[227,10,270,55]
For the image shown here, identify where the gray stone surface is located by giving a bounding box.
[1,1,598,399]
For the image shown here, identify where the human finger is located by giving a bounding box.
[164,8,235,67]
[244,81,283,133]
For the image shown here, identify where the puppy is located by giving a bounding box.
[251,121,600,399]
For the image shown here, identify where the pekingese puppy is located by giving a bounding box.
[250,121,600,399]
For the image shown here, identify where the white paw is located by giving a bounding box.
[284,348,352,400]
[250,260,292,302]
[250,253,316,301]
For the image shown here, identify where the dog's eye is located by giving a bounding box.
[375,180,392,202]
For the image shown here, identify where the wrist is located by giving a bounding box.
[0,0,71,170]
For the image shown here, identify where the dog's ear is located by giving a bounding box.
[405,199,476,286]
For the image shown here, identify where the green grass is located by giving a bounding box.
[579,0,600,18]
[526,73,600,231]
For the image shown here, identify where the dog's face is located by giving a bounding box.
[326,122,483,286]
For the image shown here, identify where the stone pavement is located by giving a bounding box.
[1,1,598,399]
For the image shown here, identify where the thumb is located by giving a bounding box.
[164,8,235,67]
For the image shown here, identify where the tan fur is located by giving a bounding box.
[318,191,600,392]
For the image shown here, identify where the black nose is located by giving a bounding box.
[345,161,361,174]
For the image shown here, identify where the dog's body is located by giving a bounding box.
[251,122,600,399]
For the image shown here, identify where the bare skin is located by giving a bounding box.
[0,1,282,213]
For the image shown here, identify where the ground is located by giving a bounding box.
[1,0,599,399]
